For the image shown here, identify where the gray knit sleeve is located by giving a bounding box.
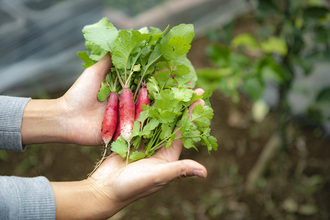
[0,96,56,219]
[0,95,31,151]
[0,176,56,220]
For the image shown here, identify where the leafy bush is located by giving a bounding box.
[197,0,330,146]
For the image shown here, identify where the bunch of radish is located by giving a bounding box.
[78,17,218,164]
[99,85,149,164]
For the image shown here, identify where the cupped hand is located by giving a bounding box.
[57,54,112,145]
[87,89,207,218]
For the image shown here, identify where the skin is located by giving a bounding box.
[20,53,207,219]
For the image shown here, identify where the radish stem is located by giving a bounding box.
[115,68,125,88]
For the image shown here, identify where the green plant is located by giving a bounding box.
[78,18,218,162]
[197,0,330,148]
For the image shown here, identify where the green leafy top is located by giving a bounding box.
[78,18,197,90]
[78,17,218,162]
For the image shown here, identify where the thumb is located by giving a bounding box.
[87,53,112,82]
[159,159,207,182]
[66,53,112,99]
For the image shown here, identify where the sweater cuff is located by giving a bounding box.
[0,96,31,151]
[0,176,56,220]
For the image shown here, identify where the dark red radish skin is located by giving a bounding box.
[101,92,119,145]
[135,86,150,121]
[113,118,121,141]
[119,88,135,143]
[89,92,119,177]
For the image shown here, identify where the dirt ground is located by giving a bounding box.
[1,36,330,220]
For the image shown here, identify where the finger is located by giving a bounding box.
[194,88,204,96]
[157,159,207,183]
[87,53,112,82]
[154,88,206,162]
[66,53,112,97]
[188,99,205,120]
[189,88,205,120]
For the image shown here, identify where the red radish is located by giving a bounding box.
[113,118,121,141]
[101,92,119,145]
[135,86,150,121]
[89,92,118,177]
[119,88,135,143]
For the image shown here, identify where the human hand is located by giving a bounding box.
[87,88,207,218]
[50,89,207,219]
[57,54,112,145]
[21,54,112,145]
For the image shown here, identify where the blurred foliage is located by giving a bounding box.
[0,151,9,161]
[13,146,40,175]
[197,0,330,145]
[104,0,168,16]
[22,0,65,10]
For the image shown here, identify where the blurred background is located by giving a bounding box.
[0,0,238,96]
[1,0,330,219]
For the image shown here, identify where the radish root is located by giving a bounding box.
[88,144,109,177]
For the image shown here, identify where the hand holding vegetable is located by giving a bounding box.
[51,89,207,220]
[57,53,114,146]
[78,18,218,163]
[21,54,208,219]
[20,18,219,219]
[21,54,112,146]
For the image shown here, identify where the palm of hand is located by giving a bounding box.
[53,53,207,217]
[88,137,207,211]
[87,91,207,213]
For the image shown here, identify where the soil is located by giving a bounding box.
[1,32,330,220]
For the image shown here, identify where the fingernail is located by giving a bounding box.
[193,170,206,178]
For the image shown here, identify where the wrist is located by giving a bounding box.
[86,178,126,218]
[21,98,64,144]
[51,179,124,219]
